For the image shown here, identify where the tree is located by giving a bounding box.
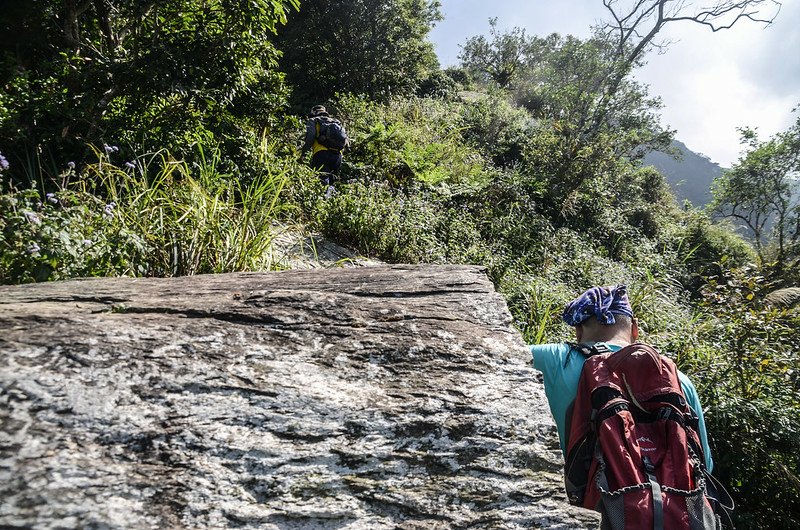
[546,0,782,213]
[711,114,800,266]
[454,2,781,220]
[586,0,782,140]
[0,0,300,185]
[458,18,552,89]
[275,0,442,106]
[458,26,671,154]
[532,33,671,156]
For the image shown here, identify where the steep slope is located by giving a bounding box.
[644,139,726,207]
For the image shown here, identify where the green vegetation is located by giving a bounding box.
[276,0,442,105]
[1,0,798,526]
[1,143,294,282]
[712,117,800,268]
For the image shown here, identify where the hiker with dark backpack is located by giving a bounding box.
[529,285,733,529]
[301,104,349,196]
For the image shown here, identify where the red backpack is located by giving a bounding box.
[563,343,725,529]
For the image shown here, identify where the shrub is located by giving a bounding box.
[0,142,293,284]
[691,269,800,528]
[315,179,493,266]
[457,92,535,168]
[664,210,756,291]
[0,187,148,283]
[335,94,488,187]
[95,146,290,276]
[502,273,574,345]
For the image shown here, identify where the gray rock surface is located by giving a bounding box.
[0,264,598,529]
[269,223,382,270]
[763,286,800,308]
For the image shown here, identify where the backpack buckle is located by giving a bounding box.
[643,455,656,474]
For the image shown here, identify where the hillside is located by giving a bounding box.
[644,140,726,207]
[2,3,799,526]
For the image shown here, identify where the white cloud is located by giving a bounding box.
[741,1,800,99]
[634,4,799,166]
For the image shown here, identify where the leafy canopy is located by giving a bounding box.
[275,0,442,106]
[0,0,300,184]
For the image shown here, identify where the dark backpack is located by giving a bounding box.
[563,343,733,529]
[316,117,348,150]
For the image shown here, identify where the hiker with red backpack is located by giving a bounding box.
[301,105,349,196]
[530,285,733,529]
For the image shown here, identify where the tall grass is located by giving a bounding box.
[94,144,289,276]
[0,142,291,283]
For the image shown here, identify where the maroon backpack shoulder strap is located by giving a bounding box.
[563,343,619,506]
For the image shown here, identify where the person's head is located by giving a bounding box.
[562,285,638,345]
[310,104,328,117]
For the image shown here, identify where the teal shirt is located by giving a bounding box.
[530,342,713,472]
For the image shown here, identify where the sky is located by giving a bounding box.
[429,0,800,168]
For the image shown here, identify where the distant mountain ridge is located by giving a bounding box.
[644,140,726,207]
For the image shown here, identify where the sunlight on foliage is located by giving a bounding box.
[1,143,290,282]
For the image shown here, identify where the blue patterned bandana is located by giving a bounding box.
[562,285,634,327]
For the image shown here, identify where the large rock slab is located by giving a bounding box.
[0,264,598,529]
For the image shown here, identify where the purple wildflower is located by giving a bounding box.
[27,242,40,254]
[46,193,58,204]
[124,161,136,169]
[67,161,76,169]
[103,144,120,154]
[83,239,93,246]
[103,202,116,218]
[0,152,9,171]
[24,211,41,225]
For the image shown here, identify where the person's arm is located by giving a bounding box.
[529,343,575,456]
[530,342,572,374]
[678,372,714,473]
[530,344,550,373]
[301,119,316,154]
